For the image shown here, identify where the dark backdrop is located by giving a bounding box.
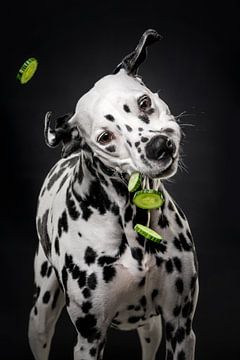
[1,1,239,359]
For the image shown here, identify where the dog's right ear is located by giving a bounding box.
[44,111,78,148]
[113,29,162,76]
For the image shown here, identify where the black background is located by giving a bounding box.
[1,1,239,359]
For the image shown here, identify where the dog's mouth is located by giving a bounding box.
[136,155,178,180]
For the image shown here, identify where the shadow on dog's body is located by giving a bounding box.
[29,30,198,360]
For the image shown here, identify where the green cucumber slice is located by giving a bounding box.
[128,172,142,192]
[133,189,164,209]
[17,57,38,84]
[134,224,162,243]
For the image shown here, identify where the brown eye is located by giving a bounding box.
[97,130,114,144]
[138,94,151,111]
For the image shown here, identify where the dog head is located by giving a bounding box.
[46,30,181,179]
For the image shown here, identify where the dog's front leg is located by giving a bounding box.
[137,315,163,360]
[164,279,199,360]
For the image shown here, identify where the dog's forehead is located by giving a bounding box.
[76,70,150,114]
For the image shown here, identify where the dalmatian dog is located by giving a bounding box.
[28,29,199,360]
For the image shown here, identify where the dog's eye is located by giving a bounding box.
[97,131,114,145]
[138,95,151,111]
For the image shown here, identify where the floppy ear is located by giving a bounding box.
[44,111,78,148]
[113,29,162,75]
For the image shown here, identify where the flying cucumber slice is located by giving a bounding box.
[133,189,164,209]
[134,224,162,243]
[17,57,38,84]
[128,172,142,192]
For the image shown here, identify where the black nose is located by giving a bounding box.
[145,135,175,161]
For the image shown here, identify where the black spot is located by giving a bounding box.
[165,322,174,340]
[82,301,92,313]
[111,179,127,197]
[43,291,50,304]
[135,305,141,311]
[43,343,47,349]
[182,301,193,318]
[111,203,119,216]
[185,318,192,335]
[147,108,155,115]
[171,337,177,351]
[173,257,182,272]
[82,288,91,298]
[128,305,135,310]
[135,141,140,148]
[37,210,51,257]
[141,137,148,143]
[191,275,197,290]
[119,233,127,255]
[140,295,147,307]
[145,338,151,343]
[179,233,192,251]
[47,266,52,278]
[57,174,69,193]
[173,237,182,252]
[138,127,143,131]
[58,210,68,237]
[131,247,143,266]
[168,201,175,211]
[176,327,185,343]
[137,147,141,153]
[158,214,169,228]
[52,288,61,309]
[78,232,82,237]
[54,237,60,256]
[173,305,182,317]
[61,266,68,291]
[89,347,97,357]
[123,104,130,113]
[165,259,173,273]
[125,124,133,132]
[175,213,183,228]
[103,265,116,282]
[167,350,174,360]
[116,125,121,131]
[175,278,184,294]
[151,289,159,300]
[40,261,48,277]
[84,247,97,266]
[156,256,164,267]
[75,314,100,343]
[128,316,141,323]
[87,273,97,290]
[105,145,116,153]
[78,271,87,288]
[177,350,186,360]
[47,167,66,191]
[66,188,80,220]
[98,256,116,266]
[124,204,133,223]
[34,306,38,315]
[138,114,150,124]
[139,277,146,287]
[105,114,115,122]
[127,140,132,148]
[186,229,193,242]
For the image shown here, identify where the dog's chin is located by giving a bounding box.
[142,158,178,180]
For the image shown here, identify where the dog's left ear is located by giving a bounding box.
[113,29,162,76]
